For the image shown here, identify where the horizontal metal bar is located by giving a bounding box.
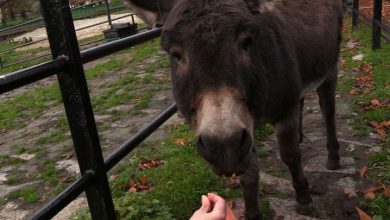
[2,52,52,69]
[0,18,44,34]
[0,56,68,94]
[71,0,104,10]
[75,13,134,32]
[81,28,162,64]
[0,38,48,55]
[105,104,177,171]
[29,170,95,220]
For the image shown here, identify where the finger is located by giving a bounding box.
[199,195,211,213]
[208,193,226,214]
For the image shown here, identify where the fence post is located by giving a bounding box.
[352,0,360,31]
[105,0,112,26]
[372,0,382,49]
[39,0,116,219]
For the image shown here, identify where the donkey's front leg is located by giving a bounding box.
[276,107,312,215]
[240,153,261,220]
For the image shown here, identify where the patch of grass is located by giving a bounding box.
[15,145,28,154]
[9,188,40,204]
[104,124,242,219]
[367,152,390,184]
[36,133,66,145]
[4,176,17,185]
[341,19,390,218]
[51,183,67,196]
[0,83,62,130]
[41,160,60,185]
[363,194,390,219]
[0,155,26,168]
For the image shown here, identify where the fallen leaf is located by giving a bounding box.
[59,176,73,183]
[369,121,380,128]
[138,158,164,170]
[360,62,374,74]
[350,89,357,95]
[377,128,387,140]
[381,120,390,128]
[361,185,383,194]
[360,166,368,179]
[370,99,380,106]
[173,139,190,146]
[364,192,376,200]
[355,207,372,220]
[369,121,388,140]
[382,185,390,198]
[139,176,150,186]
[62,152,74,160]
[125,177,152,193]
[129,187,137,193]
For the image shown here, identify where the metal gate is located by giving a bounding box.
[0,0,176,219]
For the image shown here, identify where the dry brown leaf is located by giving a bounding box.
[355,207,372,220]
[370,99,380,106]
[350,89,357,95]
[139,176,150,186]
[381,120,390,128]
[377,128,387,140]
[360,63,374,74]
[62,152,74,160]
[364,192,376,200]
[173,139,190,146]
[59,176,73,183]
[370,121,380,128]
[138,158,164,170]
[361,185,383,194]
[383,186,390,198]
[360,166,368,179]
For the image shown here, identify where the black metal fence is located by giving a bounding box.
[0,0,176,219]
[0,0,135,70]
[349,0,390,49]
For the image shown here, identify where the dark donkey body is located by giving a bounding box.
[124,0,343,219]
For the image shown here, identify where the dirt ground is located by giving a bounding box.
[13,13,145,51]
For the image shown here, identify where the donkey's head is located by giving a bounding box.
[126,0,266,176]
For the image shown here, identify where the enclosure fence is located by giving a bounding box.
[0,0,136,70]
[0,0,388,219]
[0,0,176,219]
[349,0,390,49]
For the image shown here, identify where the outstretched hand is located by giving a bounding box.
[190,193,226,220]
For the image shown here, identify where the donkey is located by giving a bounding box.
[124,0,343,219]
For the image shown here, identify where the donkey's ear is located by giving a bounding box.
[123,0,175,26]
[242,0,261,14]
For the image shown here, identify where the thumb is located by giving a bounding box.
[198,195,211,213]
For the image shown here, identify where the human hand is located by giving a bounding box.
[190,193,226,220]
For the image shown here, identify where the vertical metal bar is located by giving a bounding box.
[39,0,116,219]
[105,0,112,26]
[372,0,382,49]
[352,0,359,31]
[0,57,3,69]
[131,14,135,25]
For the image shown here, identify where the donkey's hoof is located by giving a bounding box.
[296,202,313,216]
[326,159,340,170]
